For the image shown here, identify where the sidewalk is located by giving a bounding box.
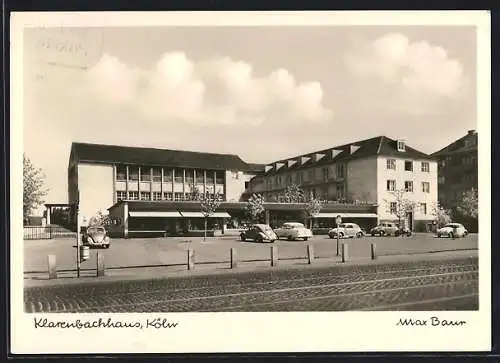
[23,249,478,289]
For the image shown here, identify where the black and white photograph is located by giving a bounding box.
[11,11,490,353]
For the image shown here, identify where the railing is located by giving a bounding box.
[23,226,76,240]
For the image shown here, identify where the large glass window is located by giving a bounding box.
[422,182,430,193]
[336,164,345,178]
[152,192,162,201]
[163,192,173,201]
[421,162,430,172]
[116,165,127,181]
[152,168,162,182]
[215,171,224,184]
[116,191,127,201]
[174,168,184,183]
[163,169,173,182]
[185,169,194,184]
[404,161,413,172]
[128,166,139,181]
[140,191,150,200]
[404,181,414,192]
[140,167,151,182]
[196,170,205,183]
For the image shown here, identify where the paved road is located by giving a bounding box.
[24,256,478,313]
[24,233,478,277]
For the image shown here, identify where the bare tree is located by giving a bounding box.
[245,193,265,224]
[454,187,478,219]
[88,210,112,228]
[431,202,452,228]
[281,184,305,203]
[383,189,416,231]
[305,198,323,228]
[23,155,48,223]
[198,192,223,241]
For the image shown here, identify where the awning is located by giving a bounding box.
[129,211,182,218]
[315,212,378,219]
[211,212,231,218]
[180,211,231,218]
[180,211,204,218]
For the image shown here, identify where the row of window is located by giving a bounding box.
[386,159,430,172]
[116,191,221,202]
[386,180,430,193]
[265,183,346,202]
[115,166,225,184]
[439,154,477,168]
[266,164,346,188]
[389,202,428,215]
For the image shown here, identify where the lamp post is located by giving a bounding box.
[336,215,342,256]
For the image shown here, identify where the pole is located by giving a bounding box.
[76,200,81,278]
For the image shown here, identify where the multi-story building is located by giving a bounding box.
[67,142,263,227]
[245,136,438,231]
[432,130,478,209]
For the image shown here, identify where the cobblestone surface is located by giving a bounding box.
[24,257,478,313]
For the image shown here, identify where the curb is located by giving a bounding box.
[23,249,478,289]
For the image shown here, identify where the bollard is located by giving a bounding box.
[230,247,237,269]
[341,243,348,263]
[47,254,57,280]
[187,248,195,270]
[307,244,314,264]
[97,251,105,277]
[370,243,377,260]
[271,245,278,267]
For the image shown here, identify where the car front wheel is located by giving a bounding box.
[240,234,246,241]
[303,237,309,241]
[356,232,363,238]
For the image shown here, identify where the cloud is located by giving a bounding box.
[345,33,466,97]
[80,52,333,126]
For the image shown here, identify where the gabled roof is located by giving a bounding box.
[432,131,478,157]
[70,142,260,172]
[260,136,434,175]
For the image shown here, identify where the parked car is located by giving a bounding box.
[82,226,111,248]
[370,222,399,236]
[328,223,364,239]
[240,224,277,243]
[274,222,313,241]
[436,223,468,238]
[370,223,412,237]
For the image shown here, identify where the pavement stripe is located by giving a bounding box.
[210,282,478,311]
[54,270,478,313]
[81,263,478,298]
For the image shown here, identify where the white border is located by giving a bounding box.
[11,11,491,353]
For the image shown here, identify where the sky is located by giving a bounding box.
[22,25,478,206]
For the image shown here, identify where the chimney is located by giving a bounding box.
[468,129,476,135]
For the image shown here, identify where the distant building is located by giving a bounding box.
[245,136,438,231]
[67,142,263,227]
[431,130,478,232]
[432,130,478,209]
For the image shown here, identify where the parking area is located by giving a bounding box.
[24,233,478,276]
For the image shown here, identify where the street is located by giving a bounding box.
[24,256,478,313]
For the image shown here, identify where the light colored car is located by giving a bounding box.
[240,224,277,243]
[328,223,364,239]
[274,222,313,241]
[82,226,111,248]
[436,223,468,238]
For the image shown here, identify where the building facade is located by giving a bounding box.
[432,130,478,209]
[245,136,438,231]
[68,142,263,225]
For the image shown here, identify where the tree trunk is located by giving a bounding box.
[204,217,207,241]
